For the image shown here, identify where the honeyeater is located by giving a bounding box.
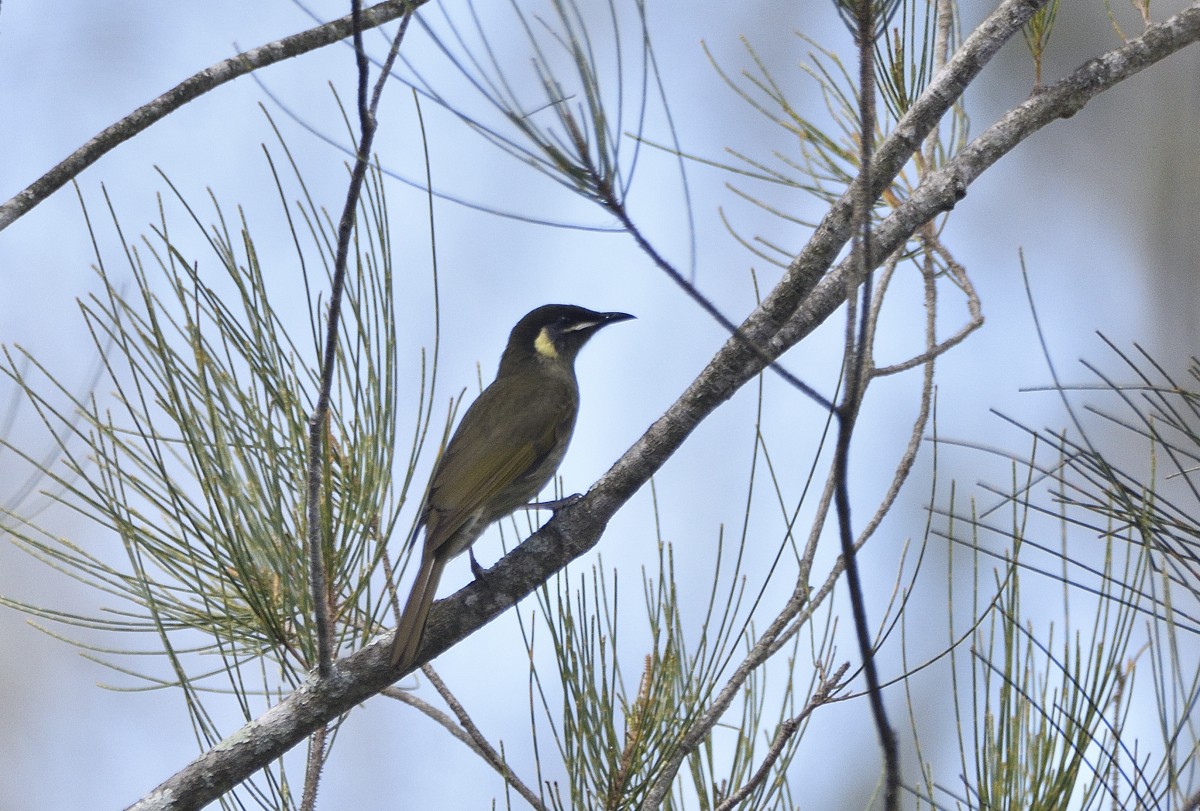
[390,304,634,670]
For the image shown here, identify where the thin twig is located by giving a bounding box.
[305,1,412,678]
[382,686,492,756]
[871,232,982,376]
[770,0,1053,360]
[713,662,849,811]
[832,1,900,808]
[851,252,939,547]
[637,588,812,811]
[297,6,410,803]
[299,724,329,811]
[420,665,550,811]
[381,540,405,627]
[925,0,957,166]
[602,196,833,412]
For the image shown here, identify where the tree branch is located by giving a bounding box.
[307,0,408,680]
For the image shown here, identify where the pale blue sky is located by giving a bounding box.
[1,1,1195,808]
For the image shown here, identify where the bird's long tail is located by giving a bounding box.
[390,552,447,670]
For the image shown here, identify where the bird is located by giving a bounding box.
[390,304,634,670]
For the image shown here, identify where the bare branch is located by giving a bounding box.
[299,8,409,803]
[712,0,1050,424]
[420,666,549,811]
[306,0,411,678]
[772,1,1200,355]
[382,686,486,753]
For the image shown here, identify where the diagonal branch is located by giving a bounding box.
[300,7,411,806]
[773,0,1200,358]
[729,0,1049,377]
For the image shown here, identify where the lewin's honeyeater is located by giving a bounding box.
[390,304,634,670]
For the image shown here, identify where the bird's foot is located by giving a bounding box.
[469,549,486,581]
[523,493,583,512]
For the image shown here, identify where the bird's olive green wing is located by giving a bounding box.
[424,374,576,558]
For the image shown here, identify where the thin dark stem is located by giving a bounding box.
[833,1,900,809]
[602,194,833,412]
[306,0,367,682]
[305,0,412,678]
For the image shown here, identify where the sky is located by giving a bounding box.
[1,0,1198,808]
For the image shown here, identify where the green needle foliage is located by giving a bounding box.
[3,0,1199,807]
[698,0,966,270]
[876,0,941,121]
[932,340,1200,810]
[531,545,708,810]
[530,538,814,811]
[966,536,1142,810]
[0,150,422,692]
[834,0,906,44]
[516,422,841,811]
[0,139,435,809]
[1023,0,1060,87]
[405,0,653,207]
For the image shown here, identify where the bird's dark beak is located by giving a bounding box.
[565,311,635,333]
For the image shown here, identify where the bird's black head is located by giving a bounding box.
[500,304,634,372]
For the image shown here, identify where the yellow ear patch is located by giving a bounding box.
[534,327,558,358]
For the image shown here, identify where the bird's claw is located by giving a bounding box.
[469,549,486,581]
[526,493,584,512]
